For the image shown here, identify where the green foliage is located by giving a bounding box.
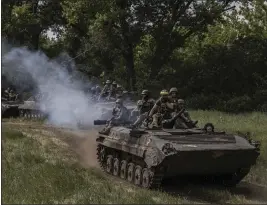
[1,0,267,112]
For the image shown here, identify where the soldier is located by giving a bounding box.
[148,90,174,128]
[107,81,118,100]
[115,85,124,99]
[98,80,112,101]
[4,87,11,99]
[173,99,198,128]
[95,85,101,96]
[169,87,178,103]
[100,98,129,134]
[9,89,17,101]
[131,90,155,128]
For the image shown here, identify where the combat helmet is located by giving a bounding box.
[106,80,111,84]
[116,98,123,104]
[169,87,178,93]
[112,81,117,85]
[160,89,169,96]
[141,90,149,95]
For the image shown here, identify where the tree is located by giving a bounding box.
[2,0,63,49]
[134,0,240,79]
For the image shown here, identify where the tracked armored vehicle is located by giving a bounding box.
[95,101,136,120]
[18,96,48,119]
[2,98,21,118]
[94,120,260,189]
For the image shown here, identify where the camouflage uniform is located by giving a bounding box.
[171,99,197,128]
[95,85,101,95]
[98,80,112,101]
[169,87,179,110]
[9,90,18,101]
[149,90,174,128]
[107,81,118,100]
[4,88,10,100]
[131,90,155,127]
[115,85,124,99]
[100,99,129,134]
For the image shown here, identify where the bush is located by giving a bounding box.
[223,95,253,113]
[186,94,224,110]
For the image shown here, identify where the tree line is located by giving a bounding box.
[2,0,267,112]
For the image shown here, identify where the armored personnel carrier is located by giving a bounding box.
[93,119,260,189]
[2,98,21,118]
[18,95,48,119]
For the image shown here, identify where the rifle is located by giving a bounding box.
[165,108,186,124]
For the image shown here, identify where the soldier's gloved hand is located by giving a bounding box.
[162,120,168,124]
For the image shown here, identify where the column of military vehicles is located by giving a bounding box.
[2,82,261,189]
[92,82,261,189]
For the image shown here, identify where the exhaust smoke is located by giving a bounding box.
[2,44,101,128]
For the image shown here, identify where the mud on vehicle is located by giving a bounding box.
[93,120,260,189]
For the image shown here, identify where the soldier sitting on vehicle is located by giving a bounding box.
[148,90,174,128]
[163,99,198,129]
[169,87,179,107]
[8,89,18,101]
[115,85,124,99]
[131,90,155,128]
[3,87,11,100]
[107,81,118,100]
[99,98,129,134]
[95,85,101,96]
[98,80,112,101]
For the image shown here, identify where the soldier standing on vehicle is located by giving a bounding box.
[131,90,155,128]
[99,98,129,134]
[98,80,112,101]
[148,90,174,128]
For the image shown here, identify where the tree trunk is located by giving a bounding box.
[32,32,40,50]
[149,44,174,80]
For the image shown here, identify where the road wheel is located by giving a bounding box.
[106,155,113,174]
[113,158,120,176]
[127,163,135,183]
[134,165,142,186]
[142,168,151,188]
[120,160,127,179]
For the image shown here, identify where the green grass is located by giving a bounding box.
[2,111,267,204]
[2,126,185,204]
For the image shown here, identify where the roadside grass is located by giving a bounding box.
[2,110,267,204]
[2,126,186,204]
[191,110,267,185]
